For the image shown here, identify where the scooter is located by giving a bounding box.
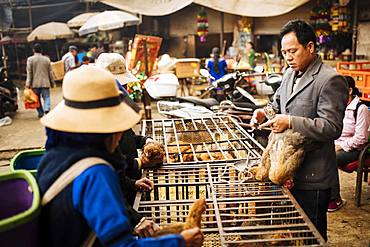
[0,67,18,118]
[144,73,216,118]
[144,68,282,120]
[199,68,282,111]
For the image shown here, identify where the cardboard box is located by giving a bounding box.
[51,61,64,81]
[175,58,200,79]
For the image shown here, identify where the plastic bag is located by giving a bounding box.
[0,116,12,127]
[23,88,40,109]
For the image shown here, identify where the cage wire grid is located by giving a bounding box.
[141,116,265,165]
[136,117,324,246]
[133,163,325,246]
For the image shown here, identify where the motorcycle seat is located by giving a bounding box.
[177,96,219,109]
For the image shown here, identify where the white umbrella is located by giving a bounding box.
[67,12,99,28]
[27,22,74,42]
[79,10,140,36]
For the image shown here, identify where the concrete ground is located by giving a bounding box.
[0,86,369,246]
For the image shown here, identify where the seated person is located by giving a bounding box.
[206,47,227,101]
[206,47,227,81]
[329,75,370,212]
[36,66,203,246]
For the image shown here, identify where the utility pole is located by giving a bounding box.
[351,0,358,61]
[142,39,152,119]
[220,12,224,53]
[0,5,7,69]
[0,32,8,69]
[28,0,33,30]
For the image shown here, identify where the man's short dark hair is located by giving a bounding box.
[280,20,316,49]
[33,43,42,53]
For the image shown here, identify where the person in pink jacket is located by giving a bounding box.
[328,75,370,212]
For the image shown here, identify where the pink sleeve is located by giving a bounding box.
[342,105,370,151]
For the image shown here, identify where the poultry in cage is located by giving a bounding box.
[152,199,206,237]
[167,140,235,163]
[251,129,309,185]
[141,142,165,167]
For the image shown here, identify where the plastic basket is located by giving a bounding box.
[337,61,370,102]
[10,149,45,177]
[0,171,40,247]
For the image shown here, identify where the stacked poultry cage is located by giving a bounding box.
[135,116,325,246]
[140,116,262,164]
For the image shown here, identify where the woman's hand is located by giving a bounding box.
[135,177,154,192]
[134,219,159,237]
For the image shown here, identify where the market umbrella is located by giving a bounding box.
[27,22,74,42]
[67,12,99,28]
[27,22,74,60]
[78,10,140,36]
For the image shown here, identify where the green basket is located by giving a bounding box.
[0,171,40,233]
[10,149,45,177]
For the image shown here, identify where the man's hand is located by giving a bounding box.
[180,227,204,247]
[135,177,154,192]
[134,219,160,238]
[283,179,294,189]
[259,114,290,133]
[250,108,266,129]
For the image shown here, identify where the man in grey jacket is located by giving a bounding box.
[26,43,55,118]
[251,20,348,241]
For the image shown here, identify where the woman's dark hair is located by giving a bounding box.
[212,47,220,74]
[344,75,360,97]
[280,19,316,49]
[33,43,42,53]
[45,127,111,150]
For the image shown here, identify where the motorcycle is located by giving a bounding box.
[199,68,282,111]
[144,73,216,118]
[0,67,18,118]
[144,68,282,121]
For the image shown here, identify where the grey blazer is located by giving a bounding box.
[26,53,55,88]
[272,56,348,190]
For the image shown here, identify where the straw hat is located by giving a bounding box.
[41,66,142,133]
[95,53,139,85]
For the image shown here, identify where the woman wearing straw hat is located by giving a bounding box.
[36,66,203,247]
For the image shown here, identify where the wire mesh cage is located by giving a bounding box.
[134,163,325,246]
[141,116,264,164]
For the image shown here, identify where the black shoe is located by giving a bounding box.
[45,111,49,114]
[38,113,44,118]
